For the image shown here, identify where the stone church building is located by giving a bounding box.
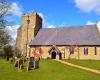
[16,12,100,60]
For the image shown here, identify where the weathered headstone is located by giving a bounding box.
[34,60,39,69]
[28,57,34,70]
[27,57,39,70]
[15,59,23,69]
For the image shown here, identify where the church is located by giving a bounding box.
[16,12,100,60]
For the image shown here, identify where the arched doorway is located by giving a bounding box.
[48,46,62,59]
[51,50,57,59]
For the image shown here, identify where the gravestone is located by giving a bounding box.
[28,57,39,70]
[28,57,34,70]
[15,59,23,69]
[34,60,39,69]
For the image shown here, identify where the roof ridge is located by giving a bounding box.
[42,24,96,29]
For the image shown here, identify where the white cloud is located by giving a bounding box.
[86,21,100,32]
[75,0,100,14]
[39,12,45,25]
[5,25,20,39]
[86,21,95,25]
[47,25,56,28]
[38,13,56,28]
[8,2,23,16]
[97,21,100,31]
[38,13,44,19]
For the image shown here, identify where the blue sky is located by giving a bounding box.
[8,0,100,26]
[6,0,100,38]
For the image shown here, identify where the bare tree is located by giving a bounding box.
[0,0,12,47]
[0,30,12,46]
[0,0,11,28]
[66,45,78,59]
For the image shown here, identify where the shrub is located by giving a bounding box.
[3,45,13,61]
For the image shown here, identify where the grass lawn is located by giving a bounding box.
[63,59,100,70]
[0,58,100,80]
